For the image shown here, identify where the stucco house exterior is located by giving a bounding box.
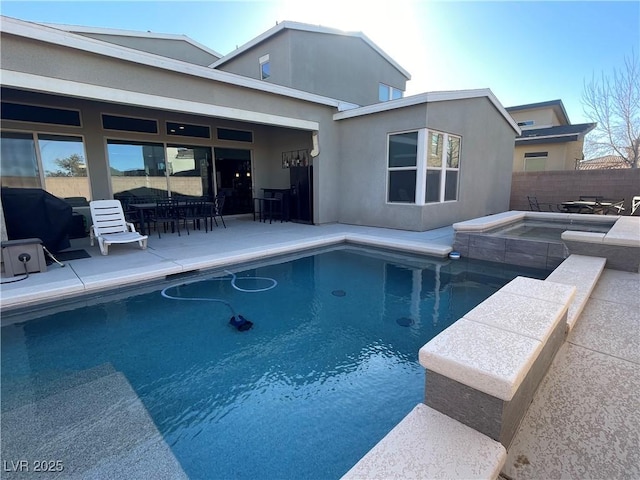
[0,16,519,233]
[507,100,596,172]
[212,21,411,107]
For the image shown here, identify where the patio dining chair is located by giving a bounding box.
[114,194,136,223]
[527,196,557,212]
[210,193,226,228]
[89,200,148,255]
[601,199,625,215]
[152,198,184,238]
[183,198,209,233]
[265,191,285,223]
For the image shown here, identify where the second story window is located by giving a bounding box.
[379,83,403,102]
[259,54,270,80]
[524,151,547,171]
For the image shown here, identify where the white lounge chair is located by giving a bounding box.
[89,200,148,255]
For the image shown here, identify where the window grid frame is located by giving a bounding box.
[386,128,461,205]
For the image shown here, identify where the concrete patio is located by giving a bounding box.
[1,216,638,479]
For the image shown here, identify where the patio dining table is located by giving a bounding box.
[560,200,614,214]
[129,200,213,235]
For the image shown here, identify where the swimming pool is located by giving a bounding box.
[1,246,549,479]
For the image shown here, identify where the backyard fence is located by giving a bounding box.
[510,169,640,215]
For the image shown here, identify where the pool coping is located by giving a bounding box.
[452,210,620,233]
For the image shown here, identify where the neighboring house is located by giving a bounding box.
[506,100,596,172]
[577,155,630,170]
[212,21,411,107]
[0,16,519,232]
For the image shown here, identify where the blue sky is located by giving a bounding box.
[1,1,638,124]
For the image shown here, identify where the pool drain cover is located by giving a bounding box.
[331,289,346,297]
[396,317,414,327]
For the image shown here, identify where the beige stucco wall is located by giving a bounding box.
[509,108,561,128]
[513,138,585,172]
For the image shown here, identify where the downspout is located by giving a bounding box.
[310,131,319,157]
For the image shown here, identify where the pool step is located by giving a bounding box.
[342,403,506,479]
[1,363,117,413]
[1,371,187,479]
[545,254,606,331]
[419,276,575,448]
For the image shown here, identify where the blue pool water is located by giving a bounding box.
[1,246,549,479]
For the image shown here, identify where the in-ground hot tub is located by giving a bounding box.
[453,211,618,270]
[488,218,614,242]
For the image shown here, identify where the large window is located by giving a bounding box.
[107,140,166,198]
[425,131,461,203]
[107,141,213,200]
[0,132,40,188]
[387,132,419,202]
[387,129,462,204]
[39,135,89,199]
[0,132,89,199]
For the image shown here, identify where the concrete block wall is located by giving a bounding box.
[510,169,640,214]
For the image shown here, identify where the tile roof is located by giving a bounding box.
[577,155,630,170]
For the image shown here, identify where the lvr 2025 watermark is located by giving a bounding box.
[3,460,64,472]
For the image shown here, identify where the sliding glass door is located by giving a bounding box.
[214,148,253,214]
[107,140,167,199]
[107,140,213,200]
